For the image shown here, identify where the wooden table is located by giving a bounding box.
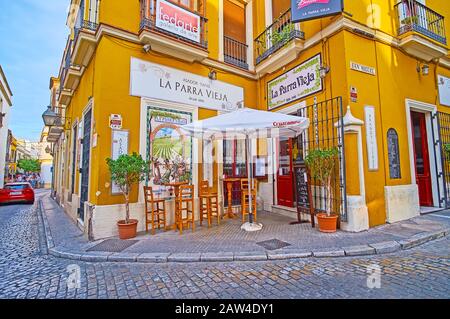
[222,178,243,219]
[163,181,189,230]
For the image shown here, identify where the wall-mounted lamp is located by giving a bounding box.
[208,69,217,80]
[416,62,429,76]
[45,145,51,154]
[319,65,330,79]
[143,44,151,53]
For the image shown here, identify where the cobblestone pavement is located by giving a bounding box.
[0,199,449,299]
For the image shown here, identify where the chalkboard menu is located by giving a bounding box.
[294,165,310,210]
[387,128,401,179]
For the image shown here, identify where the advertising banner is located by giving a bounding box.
[267,54,322,110]
[156,0,201,43]
[291,0,343,22]
[130,57,244,112]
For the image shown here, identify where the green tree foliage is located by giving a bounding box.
[17,159,41,173]
[106,153,150,224]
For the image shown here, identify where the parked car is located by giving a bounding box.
[0,182,35,205]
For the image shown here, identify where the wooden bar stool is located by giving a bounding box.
[241,179,257,223]
[143,186,167,235]
[175,184,195,234]
[199,180,220,227]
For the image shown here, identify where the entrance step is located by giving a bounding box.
[272,205,313,222]
[420,206,445,215]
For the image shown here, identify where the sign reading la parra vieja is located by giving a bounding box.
[156,0,201,43]
[267,54,322,110]
[291,0,344,23]
[130,57,244,112]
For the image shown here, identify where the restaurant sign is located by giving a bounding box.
[291,0,344,22]
[267,54,322,110]
[130,57,244,111]
[156,0,201,43]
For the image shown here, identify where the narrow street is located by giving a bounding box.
[0,194,448,299]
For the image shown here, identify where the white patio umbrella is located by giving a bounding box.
[180,108,310,231]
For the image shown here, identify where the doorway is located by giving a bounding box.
[276,138,294,207]
[411,111,433,206]
[79,108,92,221]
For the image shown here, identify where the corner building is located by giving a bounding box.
[50,0,450,240]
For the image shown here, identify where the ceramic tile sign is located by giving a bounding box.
[267,54,322,110]
[438,75,450,107]
[291,0,344,22]
[155,0,201,43]
[350,61,376,76]
[364,106,379,171]
[111,129,129,194]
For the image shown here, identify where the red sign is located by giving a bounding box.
[156,0,201,43]
[298,0,330,9]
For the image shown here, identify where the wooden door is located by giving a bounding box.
[277,138,294,207]
[411,111,433,206]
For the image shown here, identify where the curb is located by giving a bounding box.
[37,199,450,264]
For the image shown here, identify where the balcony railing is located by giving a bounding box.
[140,0,208,50]
[60,40,73,87]
[395,0,446,45]
[224,36,248,70]
[254,9,305,65]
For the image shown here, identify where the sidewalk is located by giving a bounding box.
[38,192,450,263]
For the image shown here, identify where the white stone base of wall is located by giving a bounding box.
[384,184,420,223]
[340,195,369,232]
[259,181,274,212]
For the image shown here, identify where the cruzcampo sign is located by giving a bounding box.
[291,0,344,22]
[268,54,322,110]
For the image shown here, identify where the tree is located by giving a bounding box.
[17,158,41,173]
[106,153,150,224]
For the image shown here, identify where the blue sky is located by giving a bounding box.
[0,0,69,141]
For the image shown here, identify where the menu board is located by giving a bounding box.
[294,165,310,210]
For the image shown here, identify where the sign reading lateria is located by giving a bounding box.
[130,57,244,111]
[267,54,322,110]
[156,0,201,43]
[291,0,344,22]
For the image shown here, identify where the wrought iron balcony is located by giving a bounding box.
[254,9,305,65]
[140,0,208,50]
[395,0,446,45]
[224,36,248,70]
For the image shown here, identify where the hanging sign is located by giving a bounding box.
[267,54,322,110]
[156,0,201,43]
[364,106,379,171]
[291,0,344,23]
[130,57,244,112]
[109,114,122,129]
[111,129,129,194]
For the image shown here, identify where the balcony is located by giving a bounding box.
[395,0,447,61]
[224,36,248,70]
[254,9,305,76]
[61,40,82,91]
[72,19,98,67]
[139,0,209,62]
[58,86,73,106]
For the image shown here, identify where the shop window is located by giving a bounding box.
[223,140,247,206]
[387,128,401,179]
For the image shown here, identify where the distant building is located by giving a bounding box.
[0,65,13,188]
[38,127,53,188]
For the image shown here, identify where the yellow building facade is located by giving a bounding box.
[50,0,450,240]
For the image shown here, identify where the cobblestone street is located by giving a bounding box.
[0,198,449,299]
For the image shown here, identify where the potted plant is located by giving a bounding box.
[304,147,339,233]
[401,15,419,26]
[444,143,450,161]
[106,152,149,239]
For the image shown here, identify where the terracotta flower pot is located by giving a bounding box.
[317,213,338,233]
[117,219,138,239]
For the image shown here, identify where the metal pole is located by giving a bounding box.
[247,136,253,224]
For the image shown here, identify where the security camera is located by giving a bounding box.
[143,44,151,53]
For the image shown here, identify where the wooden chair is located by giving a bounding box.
[241,179,257,223]
[143,186,167,235]
[199,180,220,227]
[175,184,195,234]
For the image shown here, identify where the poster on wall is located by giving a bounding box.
[111,130,130,194]
[156,0,201,43]
[130,57,244,112]
[267,54,322,110]
[364,106,379,171]
[291,0,344,22]
[438,75,450,107]
[147,107,192,190]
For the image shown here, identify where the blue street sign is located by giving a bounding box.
[291,0,344,23]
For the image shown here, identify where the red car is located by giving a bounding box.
[0,182,35,205]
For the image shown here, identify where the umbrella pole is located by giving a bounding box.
[246,137,253,224]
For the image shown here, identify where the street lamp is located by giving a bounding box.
[45,145,52,154]
[42,105,60,127]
